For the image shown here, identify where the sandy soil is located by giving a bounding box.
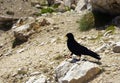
[0,1,120,82]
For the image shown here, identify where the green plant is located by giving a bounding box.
[92,32,103,41]
[65,6,71,11]
[105,25,115,34]
[79,12,95,31]
[91,25,115,41]
[52,4,59,8]
[41,7,54,14]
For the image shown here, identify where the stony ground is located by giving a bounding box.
[0,0,39,17]
[0,11,120,83]
[0,0,120,82]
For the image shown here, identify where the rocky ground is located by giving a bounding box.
[0,0,120,83]
[0,0,40,17]
[0,11,120,83]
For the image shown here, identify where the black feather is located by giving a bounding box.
[66,33,101,60]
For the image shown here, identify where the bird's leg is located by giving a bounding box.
[69,52,73,58]
[66,52,73,58]
[78,55,81,61]
[80,55,87,61]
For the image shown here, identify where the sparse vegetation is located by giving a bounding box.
[92,32,103,41]
[52,4,59,8]
[105,25,115,34]
[65,6,71,11]
[41,7,54,14]
[0,0,120,82]
[53,54,64,60]
[78,12,95,31]
[91,25,116,41]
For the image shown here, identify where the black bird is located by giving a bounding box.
[66,33,101,60]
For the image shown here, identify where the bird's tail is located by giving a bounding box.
[87,50,101,60]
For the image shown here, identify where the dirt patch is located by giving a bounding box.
[0,1,120,82]
[0,0,39,17]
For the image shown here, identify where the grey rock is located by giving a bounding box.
[63,0,72,8]
[113,46,120,53]
[0,15,18,22]
[17,48,26,53]
[31,0,46,6]
[55,61,73,80]
[95,44,107,53]
[64,0,78,7]
[113,41,120,53]
[116,41,120,46]
[55,0,78,12]
[13,23,30,32]
[4,50,12,56]
[75,0,92,13]
[26,74,47,83]
[30,71,41,76]
[35,4,42,9]
[26,76,36,83]
[12,17,40,44]
[45,18,55,25]
[34,77,47,83]
[55,61,101,83]
[50,38,57,43]
[90,0,120,15]
[112,16,120,27]
[15,74,25,79]
[40,42,46,46]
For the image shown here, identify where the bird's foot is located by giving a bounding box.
[70,58,80,63]
[81,58,87,61]
[64,55,72,59]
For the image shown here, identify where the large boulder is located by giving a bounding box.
[12,17,51,47]
[55,60,101,83]
[90,0,120,15]
[12,17,36,42]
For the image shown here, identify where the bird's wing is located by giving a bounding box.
[77,44,89,53]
